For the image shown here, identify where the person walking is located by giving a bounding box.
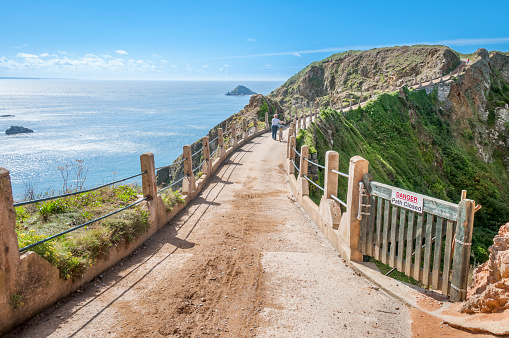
[271,113,281,140]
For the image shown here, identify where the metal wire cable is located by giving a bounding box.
[330,194,347,207]
[304,158,325,169]
[14,171,148,207]
[210,136,219,143]
[192,147,204,158]
[303,175,324,192]
[155,157,187,171]
[18,196,148,252]
[331,169,349,178]
[193,159,206,173]
[291,159,300,172]
[157,175,187,194]
[293,146,301,157]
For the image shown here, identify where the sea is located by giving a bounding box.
[0,79,283,201]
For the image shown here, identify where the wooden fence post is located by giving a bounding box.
[232,121,238,147]
[253,117,258,134]
[0,168,20,303]
[243,119,247,139]
[344,156,369,262]
[450,199,475,302]
[217,128,226,159]
[297,114,301,130]
[182,145,195,195]
[299,145,309,196]
[302,111,307,129]
[287,122,295,158]
[265,112,269,130]
[289,136,296,174]
[202,136,210,176]
[140,153,157,200]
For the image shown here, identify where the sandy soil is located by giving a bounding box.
[6,129,475,337]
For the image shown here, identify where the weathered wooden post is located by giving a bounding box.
[297,113,302,130]
[231,121,238,147]
[182,145,195,196]
[265,112,269,130]
[140,153,157,200]
[217,127,226,159]
[202,136,210,176]
[242,118,247,139]
[343,156,369,262]
[289,135,296,175]
[299,145,310,196]
[287,122,295,158]
[450,199,476,302]
[302,109,307,129]
[253,117,258,134]
[0,168,20,306]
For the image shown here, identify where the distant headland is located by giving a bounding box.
[225,85,256,96]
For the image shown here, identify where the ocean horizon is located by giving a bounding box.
[0,79,283,200]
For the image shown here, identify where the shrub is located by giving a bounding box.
[161,190,186,211]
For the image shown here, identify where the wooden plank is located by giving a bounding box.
[359,195,368,255]
[366,195,376,256]
[422,214,434,287]
[432,217,444,290]
[389,205,398,268]
[450,200,475,302]
[382,200,390,264]
[370,181,459,221]
[375,196,383,260]
[413,213,425,281]
[441,220,455,296]
[397,208,406,272]
[405,211,415,277]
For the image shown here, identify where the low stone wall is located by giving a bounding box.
[284,118,367,263]
[0,118,269,334]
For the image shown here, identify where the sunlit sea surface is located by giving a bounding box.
[0,80,283,200]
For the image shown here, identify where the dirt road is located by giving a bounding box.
[10,131,413,337]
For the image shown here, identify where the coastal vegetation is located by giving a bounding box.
[15,184,150,280]
[296,88,509,264]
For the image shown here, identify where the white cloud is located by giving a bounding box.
[102,54,113,59]
[58,50,68,55]
[200,36,509,60]
[14,43,28,49]
[202,65,209,68]
[115,50,128,55]
[247,38,256,42]
[161,59,169,63]
[17,53,38,58]
[1,52,159,76]
[39,53,49,57]
[219,68,224,71]
[170,64,177,68]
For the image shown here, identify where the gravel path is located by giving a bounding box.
[8,130,411,337]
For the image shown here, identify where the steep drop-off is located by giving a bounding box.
[287,47,509,263]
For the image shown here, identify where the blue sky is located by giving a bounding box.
[1,0,508,80]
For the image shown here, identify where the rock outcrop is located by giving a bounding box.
[462,223,509,313]
[226,85,256,96]
[237,94,283,119]
[5,126,33,135]
[269,45,460,107]
[446,49,509,165]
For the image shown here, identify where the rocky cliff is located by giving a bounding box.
[269,45,460,108]
[282,46,509,263]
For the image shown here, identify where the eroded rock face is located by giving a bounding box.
[269,45,460,107]
[462,223,509,313]
[237,94,283,119]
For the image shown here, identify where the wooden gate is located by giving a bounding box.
[358,180,475,301]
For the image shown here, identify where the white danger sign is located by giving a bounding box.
[391,190,424,213]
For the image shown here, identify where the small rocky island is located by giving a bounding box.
[5,126,33,135]
[225,85,256,96]
[1,115,15,118]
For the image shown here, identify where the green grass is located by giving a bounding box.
[368,257,425,288]
[300,87,509,264]
[160,189,186,211]
[15,184,149,280]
